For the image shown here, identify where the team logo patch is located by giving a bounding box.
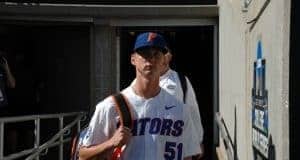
[165,105,176,110]
[147,33,157,42]
[167,85,176,90]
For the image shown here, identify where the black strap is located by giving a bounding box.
[177,72,187,103]
[113,93,133,129]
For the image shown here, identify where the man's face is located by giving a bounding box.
[131,47,165,78]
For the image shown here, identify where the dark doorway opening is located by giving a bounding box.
[290,0,299,158]
[0,24,90,114]
[120,26,215,160]
[0,24,91,159]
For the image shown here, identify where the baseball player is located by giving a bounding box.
[160,51,204,159]
[79,32,200,160]
[131,49,205,159]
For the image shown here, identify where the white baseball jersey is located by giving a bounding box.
[82,86,200,160]
[160,69,204,149]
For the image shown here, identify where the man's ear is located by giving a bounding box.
[131,53,136,66]
[165,52,173,64]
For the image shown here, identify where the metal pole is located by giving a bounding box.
[59,117,63,160]
[35,118,40,160]
[0,122,4,160]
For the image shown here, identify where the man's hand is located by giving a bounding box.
[110,126,132,147]
[191,143,205,160]
[79,127,132,160]
[199,143,205,159]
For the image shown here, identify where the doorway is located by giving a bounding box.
[290,0,299,158]
[0,24,91,114]
[0,24,91,159]
[119,26,216,160]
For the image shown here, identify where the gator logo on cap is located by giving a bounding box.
[147,33,157,42]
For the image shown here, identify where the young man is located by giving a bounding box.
[79,32,200,160]
[160,51,204,159]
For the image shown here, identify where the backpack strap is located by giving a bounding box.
[112,93,133,129]
[111,93,133,160]
[177,72,187,103]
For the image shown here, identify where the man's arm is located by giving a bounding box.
[79,140,114,160]
[183,103,201,159]
[185,77,204,158]
[79,126,131,160]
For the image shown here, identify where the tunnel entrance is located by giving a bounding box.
[0,23,91,159]
[0,24,91,115]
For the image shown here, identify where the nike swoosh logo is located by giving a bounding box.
[165,105,176,110]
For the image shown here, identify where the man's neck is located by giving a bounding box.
[160,66,170,77]
[133,76,160,99]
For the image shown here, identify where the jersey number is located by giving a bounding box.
[164,141,183,160]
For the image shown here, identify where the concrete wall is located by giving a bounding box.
[92,26,118,109]
[218,0,290,159]
[218,0,249,159]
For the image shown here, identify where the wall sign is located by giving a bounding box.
[251,40,275,160]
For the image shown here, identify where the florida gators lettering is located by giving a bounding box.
[149,118,161,134]
[131,118,184,137]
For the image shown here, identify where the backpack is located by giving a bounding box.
[177,72,187,103]
[70,93,133,160]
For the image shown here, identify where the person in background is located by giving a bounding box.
[0,50,16,155]
[0,51,16,110]
[160,50,204,160]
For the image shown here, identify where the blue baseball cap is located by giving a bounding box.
[134,32,168,53]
